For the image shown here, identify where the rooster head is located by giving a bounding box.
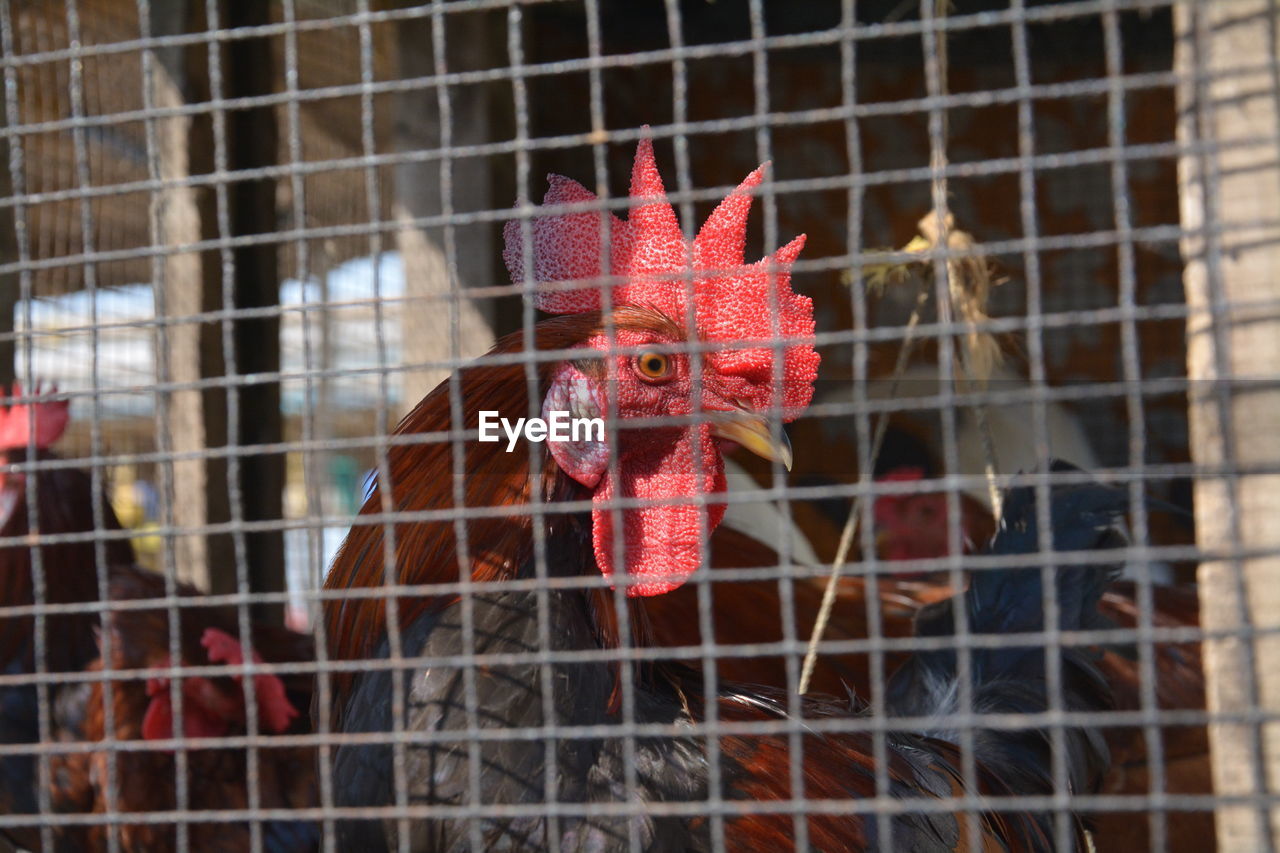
[873,466,994,569]
[141,628,299,742]
[0,383,70,524]
[503,135,818,595]
[873,467,951,564]
[0,383,70,454]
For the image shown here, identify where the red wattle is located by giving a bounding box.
[592,425,726,596]
[141,693,172,741]
[141,679,234,741]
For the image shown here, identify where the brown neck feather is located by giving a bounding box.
[322,313,610,707]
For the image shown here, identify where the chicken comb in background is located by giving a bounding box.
[503,131,819,418]
[140,627,301,742]
[0,382,70,451]
[873,465,996,567]
[199,626,300,735]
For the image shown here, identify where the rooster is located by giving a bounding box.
[886,472,1136,790]
[0,385,134,850]
[49,564,318,852]
[322,137,1120,850]
[0,385,134,672]
[863,364,1098,569]
[884,469,1213,853]
[0,389,317,852]
[872,465,995,566]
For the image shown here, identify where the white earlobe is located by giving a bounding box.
[543,363,610,489]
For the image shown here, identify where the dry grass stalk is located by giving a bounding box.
[915,209,1004,387]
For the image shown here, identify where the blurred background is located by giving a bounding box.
[5,0,1196,617]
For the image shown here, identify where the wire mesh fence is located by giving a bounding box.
[0,0,1277,851]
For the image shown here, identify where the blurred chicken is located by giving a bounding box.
[855,364,1185,586]
[864,363,1095,559]
[0,386,133,850]
[884,471,1130,811]
[866,432,1208,851]
[50,564,318,853]
[0,387,318,852]
[872,464,995,570]
[0,384,134,672]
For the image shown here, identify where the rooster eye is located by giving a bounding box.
[635,352,672,381]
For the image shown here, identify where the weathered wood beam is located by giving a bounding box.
[1177,2,1280,847]
[148,0,227,592]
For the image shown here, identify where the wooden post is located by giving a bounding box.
[0,120,14,387]
[393,12,496,409]
[148,0,223,592]
[222,0,285,625]
[1176,2,1280,847]
[0,285,14,390]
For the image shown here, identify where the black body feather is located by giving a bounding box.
[333,585,710,852]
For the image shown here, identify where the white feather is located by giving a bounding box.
[864,363,1099,510]
[720,457,821,567]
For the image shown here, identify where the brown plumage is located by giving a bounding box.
[655,526,920,697]
[1091,582,1214,852]
[322,142,1124,850]
[0,391,136,851]
[323,310,608,723]
[706,688,1056,853]
[50,565,317,853]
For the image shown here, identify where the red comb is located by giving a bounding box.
[503,132,819,419]
[200,628,299,734]
[0,383,70,451]
[878,467,926,483]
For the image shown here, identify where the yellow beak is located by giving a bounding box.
[710,412,794,471]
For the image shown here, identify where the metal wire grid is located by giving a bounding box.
[0,0,1274,851]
